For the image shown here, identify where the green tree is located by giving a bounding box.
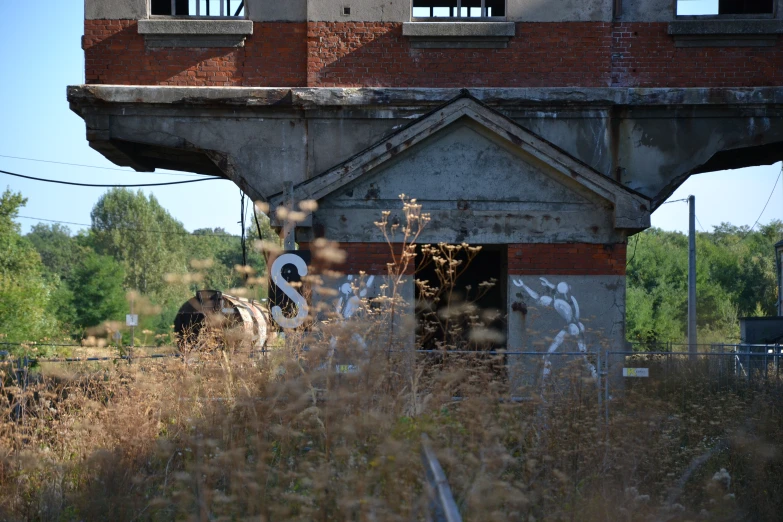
[625,221,782,347]
[89,189,191,330]
[0,189,59,342]
[70,252,127,328]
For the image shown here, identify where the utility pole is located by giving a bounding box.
[688,195,697,356]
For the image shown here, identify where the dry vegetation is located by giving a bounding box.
[1,199,782,521]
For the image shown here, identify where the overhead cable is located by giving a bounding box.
[16,215,241,238]
[0,169,223,188]
[0,153,208,177]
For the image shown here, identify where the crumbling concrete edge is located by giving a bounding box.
[67,85,783,109]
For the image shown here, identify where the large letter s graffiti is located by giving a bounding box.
[270,253,309,329]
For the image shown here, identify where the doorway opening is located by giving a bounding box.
[415,244,507,351]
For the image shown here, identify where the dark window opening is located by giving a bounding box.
[415,244,507,351]
[152,0,189,15]
[676,0,773,15]
[412,0,506,18]
[718,0,773,14]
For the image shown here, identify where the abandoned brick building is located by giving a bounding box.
[70,0,783,361]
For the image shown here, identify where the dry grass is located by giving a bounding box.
[1,199,783,521]
[1,347,782,521]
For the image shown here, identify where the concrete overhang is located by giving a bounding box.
[67,85,783,207]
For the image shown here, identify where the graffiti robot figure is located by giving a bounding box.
[512,277,597,380]
[330,275,375,372]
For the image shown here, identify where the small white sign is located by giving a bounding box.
[623,368,649,378]
[126,314,139,327]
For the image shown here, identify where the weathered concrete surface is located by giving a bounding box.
[505,0,611,22]
[620,0,672,22]
[85,0,147,20]
[308,0,411,22]
[247,0,307,21]
[68,85,783,207]
[297,98,649,244]
[307,0,611,21]
[506,275,625,389]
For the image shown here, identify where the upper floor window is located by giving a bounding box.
[151,0,246,17]
[412,0,506,19]
[676,0,773,16]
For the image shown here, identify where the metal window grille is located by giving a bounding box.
[411,0,506,18]
[156,0,246,17]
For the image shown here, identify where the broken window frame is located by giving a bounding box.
[150,0,246,18]
[411,0,507,21]
[674,0,776,18]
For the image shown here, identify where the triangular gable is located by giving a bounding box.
[270,95,650,230]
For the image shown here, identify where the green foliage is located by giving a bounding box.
[89,189,192,327]
[70,252,127,329]
[26,223,85,282]
[0,189,59,342]
[89,189,189,297]
[626,221,783,346]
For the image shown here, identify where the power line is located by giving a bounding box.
[0,153,209,177]
[16,215,242,238]
[0,169,224,188]
[695,215,707,233]
[747,167,781,234]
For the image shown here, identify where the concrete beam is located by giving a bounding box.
[67,85,783,108]
[402,22,515,37]
[137,19,254,34]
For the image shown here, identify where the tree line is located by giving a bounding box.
[0,188,271,346]
[626,221,781,346]
[0,186,780,348]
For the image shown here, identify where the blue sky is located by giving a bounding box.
[0,0,780,238]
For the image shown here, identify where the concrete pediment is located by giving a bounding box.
[271,95,650,237]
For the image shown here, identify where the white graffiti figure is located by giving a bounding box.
[336,275,375,319]
[512,278,597,380]
[329,275,375,371]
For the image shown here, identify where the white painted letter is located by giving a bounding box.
[271,253,309,329]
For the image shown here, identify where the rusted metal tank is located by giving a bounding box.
[174,290,271,351]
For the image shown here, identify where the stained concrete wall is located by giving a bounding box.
[317,119,625,244]
[82,0,783,22]
[506,0,611,22]
[248,0,307,21]
[308,0,411,22]
[307,0,611,21]
[506,275,625,390]
[86,0,147,19]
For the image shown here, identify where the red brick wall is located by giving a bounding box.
[83,21,306,86]
[611,23,783,87]
[508,243,626,276]
[299,243,415,275]
[83,20,783,88]
[300,242,624,276]
[307,22,613,87]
